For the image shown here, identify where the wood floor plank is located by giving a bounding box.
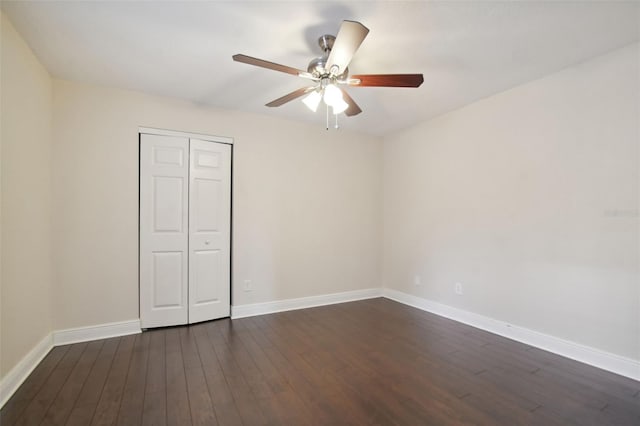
[165,327,192,426]
[179,326,217,426]
[141,330,167,426]
[90,334,136,426]
[116,332,151,425]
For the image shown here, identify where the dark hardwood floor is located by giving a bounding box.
[1,298,639,425]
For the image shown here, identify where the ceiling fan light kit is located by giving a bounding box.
[302,89,322,112]
[232,20,424,130]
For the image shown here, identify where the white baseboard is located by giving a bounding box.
[383,288,640,381]
[231,288,383,319]
[53,319,141,346]
[0,333,53,408]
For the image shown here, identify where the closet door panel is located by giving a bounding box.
[151,251,184,307]
[188,139,231,323]
[192,249,221,303]
[140,134,189,328]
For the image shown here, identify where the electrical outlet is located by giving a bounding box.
[455,282,463,295]
[413,275,422,286]
[243,279,252,292]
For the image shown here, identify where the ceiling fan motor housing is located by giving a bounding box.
[307,56,327,75]
[308,35,349,79]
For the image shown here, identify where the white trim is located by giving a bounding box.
[138,126,233,145]
[232,288,383,319]
[382,288,640,381]
[53,319,141,346]
[0,333,53,408]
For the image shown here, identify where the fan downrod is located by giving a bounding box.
[318,34,335,53]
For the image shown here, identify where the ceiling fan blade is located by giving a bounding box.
[350,74,424,88]
[266,87,315,107]
[340,90,362,116]
[233,54,315,79]
[326,20,369,76]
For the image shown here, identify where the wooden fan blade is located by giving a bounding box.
[341,90,362,116]
[350,74,424,88]
[326,21,369,76]
[233,54,314,79]
[266,87,315,107]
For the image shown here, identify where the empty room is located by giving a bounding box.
[1,1,638,425]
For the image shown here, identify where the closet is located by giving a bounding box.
[139,130,231,328]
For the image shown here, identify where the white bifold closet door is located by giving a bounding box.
[140,133,231,328]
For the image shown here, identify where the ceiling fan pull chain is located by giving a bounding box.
[335,111,339,129]
[326,103,329,130]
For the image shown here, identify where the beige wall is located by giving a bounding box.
[0,13,53,376]
[383,43,640,360]
[52,79,382,330]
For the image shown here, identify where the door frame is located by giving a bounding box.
[138,127,234,326]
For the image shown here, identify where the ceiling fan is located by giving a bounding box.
[232,20,423,119]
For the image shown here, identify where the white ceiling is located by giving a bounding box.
[2,1,639,136]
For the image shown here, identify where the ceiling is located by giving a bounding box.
[2,1,639,136]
